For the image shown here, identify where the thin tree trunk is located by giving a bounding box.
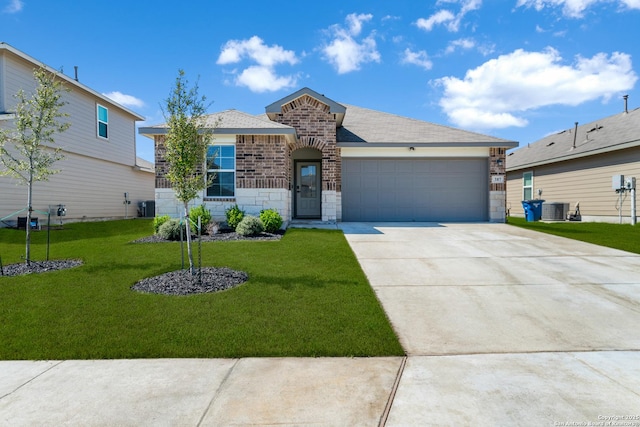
[25,175,33,265]
[184,204,194,274]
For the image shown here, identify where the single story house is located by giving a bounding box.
[0,43,154,227]
[506,99,640,223]
[140,87,517,223]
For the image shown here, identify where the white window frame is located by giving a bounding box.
[522,171,533,200]
[206,144,236,198]
[97,104,108,140]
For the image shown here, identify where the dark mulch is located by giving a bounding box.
[0,259,83,277]
[132,228,284,243]
[131,267,249,296]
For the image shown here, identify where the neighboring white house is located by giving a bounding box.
[140,88,517,223]
[0,43,154,227]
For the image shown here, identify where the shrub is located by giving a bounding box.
[189,205,212,234]
[225,204,245,230]
[157,218,183,241]
[152,215,171,234]
[236,215,264,236]
[259,209,283,233]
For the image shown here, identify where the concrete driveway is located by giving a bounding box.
[340,222,640,425]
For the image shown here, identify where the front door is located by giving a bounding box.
[295,161,321,218]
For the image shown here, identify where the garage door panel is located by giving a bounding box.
[342,158,488,222]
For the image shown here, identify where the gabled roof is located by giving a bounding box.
[506,107,640,171]
[337,104,517,148]
[138,109,296,143]
[265,87,346,126]
[0,42,144,121]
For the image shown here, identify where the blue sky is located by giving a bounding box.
[2,0,639,162]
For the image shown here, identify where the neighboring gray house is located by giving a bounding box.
[0,43,154,227]
[140,87,517,223]
[506,100,640,223]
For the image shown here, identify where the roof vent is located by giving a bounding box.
[624,94,629,113]
[546,141,555,146]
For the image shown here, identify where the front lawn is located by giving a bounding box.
[0,220,403,359]
[507,217,640,254]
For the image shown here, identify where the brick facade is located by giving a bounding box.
[235,135,290,190]
[270,94,341,192]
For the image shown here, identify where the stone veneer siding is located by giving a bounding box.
[489,147,507,223]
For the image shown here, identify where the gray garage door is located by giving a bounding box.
[341,158,488,222]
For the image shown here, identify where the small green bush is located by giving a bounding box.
[158,218,184,241]
[225,204,245,230]
[236,215,264,236]
[153,215,171,234]
[260,209,283,233]
[189,205,212,234]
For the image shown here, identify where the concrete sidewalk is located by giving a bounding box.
[1,358,403,426]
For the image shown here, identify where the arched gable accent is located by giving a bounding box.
[292,136,327,152]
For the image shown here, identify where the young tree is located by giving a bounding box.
[161,70,215,274]
[0,67,70,264]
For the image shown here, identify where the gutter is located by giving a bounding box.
[337,141,519,148]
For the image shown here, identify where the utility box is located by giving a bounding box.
[626,177,636,190]
[613,175,625,190]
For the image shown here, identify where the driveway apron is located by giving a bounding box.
[340,222,640,425]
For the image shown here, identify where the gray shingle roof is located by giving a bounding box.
[139,98,517,149]
[337,104,516,147]
[506,107,640,171]
[139,109,295,137]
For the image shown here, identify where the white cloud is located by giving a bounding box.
[435,48,638,129]
[345,13,373,36]
[235,66,298,93]
[517,0,640,17]
[322,13,381,74]
[415,0,481,32]
[445,38,476,54]
[216,36,299,92]
[401,49,433,70]
[415,10,456,31]
[217,36,298,67]
[103,91,145,109]
[3,0,23,13]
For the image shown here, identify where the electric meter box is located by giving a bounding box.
[612,175,625,190]
[626,177,636,190]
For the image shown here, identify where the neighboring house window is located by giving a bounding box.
[97,105,108,139]
[206,145,235,197]
[523,171,533,200]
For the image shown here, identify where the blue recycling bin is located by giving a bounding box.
[521,200,545,221]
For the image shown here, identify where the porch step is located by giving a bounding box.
[287,220,338,230]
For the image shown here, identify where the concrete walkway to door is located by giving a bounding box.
[339,222,640,425]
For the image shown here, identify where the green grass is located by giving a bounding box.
[0,220,403,360]
[507,216,640,254]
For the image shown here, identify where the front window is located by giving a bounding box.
[97,105,108,139]
[523,171,533,200]
[206,145,235,197]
